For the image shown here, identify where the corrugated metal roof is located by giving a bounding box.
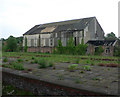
[23,17,95,35]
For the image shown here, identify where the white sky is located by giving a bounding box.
[0,0,119,39]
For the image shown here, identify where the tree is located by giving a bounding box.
[105,32,117,40]
[6,36,17,52]
[24,37,28,52]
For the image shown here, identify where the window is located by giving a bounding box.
[106,47,110,54]
[31,39,34,47]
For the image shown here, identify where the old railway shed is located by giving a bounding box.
[23,17,105,53]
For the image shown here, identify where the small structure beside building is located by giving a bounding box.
[87,40,118,56]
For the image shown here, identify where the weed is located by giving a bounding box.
[31,56,35,60]
[75,78,80,84]
[81,65,91,71]
[3,57,8,62]
[91,61,94,65]
[25,59,28,61]
[31,59,38,64]
[85,59,91,64]
[17,58,23,62]
[2,64,10,68]
[48,61,54,67]
[92,77,100,81]
[38,59,48,68]
[12,62,24,70]
[75,58,80,64]
[80,70,84,73]
[68,64,78,71]
[58,74,64,80]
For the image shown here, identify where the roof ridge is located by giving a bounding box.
[38,16,95,27]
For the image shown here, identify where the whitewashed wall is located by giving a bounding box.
[23,34,39,47]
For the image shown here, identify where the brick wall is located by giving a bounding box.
[2,68,111,96]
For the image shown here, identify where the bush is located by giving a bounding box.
[68,64,78,71]
[81,65,91,71]
[114,46,120,57]
[55,37,87,55]
[94,46,104,55]
[48,61,54,67]
[3,57,8,62]
[38,59,48,68]
[31,59,38,64]
[17,58,23,62]
[24,37,28,52]
[12,62,24,70]
[31,56,35,60]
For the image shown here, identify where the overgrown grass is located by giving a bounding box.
[12,62,24,70]
[38,59,47,68]
[2,52,119,66]
[2,62,24,70]
[2,83,35,96]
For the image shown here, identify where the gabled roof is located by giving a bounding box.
[23,17,95,35]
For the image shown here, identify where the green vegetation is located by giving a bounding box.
[31,59,38,64]
[2,83,35,96]
[94,46,104,55]
[2,52,118,66]
[114,45,120,57]
[48,61,54,67]
[24,37,28,52]
[75,78,80,84]
[38,59,54,68]
[6,36,17,52]
[75,58,80,64]
[2,61,24,70]
[31,56,35,60]
[105,32,117,40]
[3,57,8,62]
[38,59,47,68]
[81,65,91,71]
[17,58,23,62]
[68,64,78,71]
[12,62,24,70]
[55,37,87,55]
[58,74,64,80]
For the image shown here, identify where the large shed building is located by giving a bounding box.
[23,17,104,53]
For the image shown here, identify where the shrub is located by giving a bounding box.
[31,59,38,64]
[85,59,91,64]
[31,56,35,60]
[24,37,28,52]
[81,65,91,71]
[75,58,79,64]
[68,64,78,71]
[38,59,48,68]
[48,61,54,67]
[55,37,87,55]
[3,57,8,62]
[94,46,104,55]
[12,62,24,70]
[17,58,23,62]
[114,46,120,57]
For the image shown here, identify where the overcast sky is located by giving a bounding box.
[0,0,119,39]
